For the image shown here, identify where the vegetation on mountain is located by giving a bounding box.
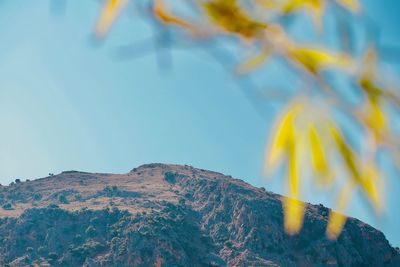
[0,164,398,266]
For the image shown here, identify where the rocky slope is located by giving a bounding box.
[0,163,398,266]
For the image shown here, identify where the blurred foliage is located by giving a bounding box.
[87,0,400,239]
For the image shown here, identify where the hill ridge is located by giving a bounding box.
[0,164,398,266]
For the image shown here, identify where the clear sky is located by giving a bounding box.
[0,0,399,246]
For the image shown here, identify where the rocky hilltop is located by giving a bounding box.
[0,163,398,266]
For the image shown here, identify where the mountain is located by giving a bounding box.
[0,163,398,266]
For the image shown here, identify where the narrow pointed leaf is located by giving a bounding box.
[287,47,351,75]
[236,48,271,74]
[95,0,127,38]
[309,126,332,185]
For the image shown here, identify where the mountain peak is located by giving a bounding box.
[0,164,398,266]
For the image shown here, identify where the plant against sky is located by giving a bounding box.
[83,0,400,239]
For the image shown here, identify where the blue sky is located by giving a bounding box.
[0,0,399,246]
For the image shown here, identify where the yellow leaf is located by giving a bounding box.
[330,125,383,213]
[283,197,305,235]
[357,79,387,142]
[358,48,380,100]
[326,182,353,239]
[335,0,361,13]
[236,48,271,74]
[359,78,381,101]
[95,0,127,38]
[326,211,347,239]
[153,0,194,30]
[329,125,362,183]
[282,127,305,235]
[362,47,377,76]
[309,126,332,185]
[281,0,324,28]
[366,101,387,138]
[362,165,383,213]
[203,0,267,38]
[265,103,300,173]
[281,0,323,14]
[288,136,298,196]
[287,47,351,75]
[358,48,395,138]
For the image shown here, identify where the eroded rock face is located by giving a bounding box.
[0,163,398,266]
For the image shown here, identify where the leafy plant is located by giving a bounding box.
[88,0,400,239]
